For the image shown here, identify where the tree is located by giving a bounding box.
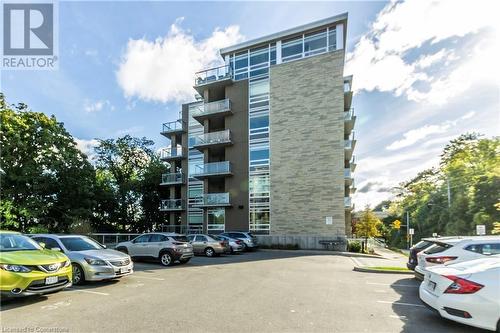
[93,135,166,231]
[355,206,382,252]
[0,94,96,232]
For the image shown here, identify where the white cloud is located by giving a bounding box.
[84,99,113,113]
[74,138,99,160]
[116,17,244,103]
[345,0,499,105]
[386,111,476,150]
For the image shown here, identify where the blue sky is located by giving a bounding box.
[1,1,498,208]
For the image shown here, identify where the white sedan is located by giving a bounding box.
[419,256,500,332]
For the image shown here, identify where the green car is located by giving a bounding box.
[0,231,72,297]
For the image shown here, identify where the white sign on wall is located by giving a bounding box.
[476,225,486,236]
[408,228,414,235]
[326,216,333,225]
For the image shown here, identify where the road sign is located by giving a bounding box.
[476,225,486,236]
[408,228,414,235]
[392,220,401,229]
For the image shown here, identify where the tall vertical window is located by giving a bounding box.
[281,36,303,62]
[187,102,204,233]
[304,29,327,56]
[207,209,225,232]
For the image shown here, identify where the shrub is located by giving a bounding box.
[28,225,49,234]
[348,241,362,253]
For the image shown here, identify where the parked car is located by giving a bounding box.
[407,237,461,271]
[115,233,193,266]
[0,231,72,297]
[415,236,500,280]
[220,232,258,251]
[419,256,500,332]
[212,234,245,253]
[31,234,133,285]
[187,234,230,257]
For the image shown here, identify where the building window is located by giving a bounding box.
[328,27,337,51]
[304,29,327,56]
[281,36,303,62]
[207,209,225,231]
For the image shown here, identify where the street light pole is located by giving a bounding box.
[406,211,410,250]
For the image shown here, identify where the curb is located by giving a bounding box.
[353,266,413,275]
[258,249,382,258]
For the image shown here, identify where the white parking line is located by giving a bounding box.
[128,275,165,281]
[68,288,109,296]
[350,257,363,267]
[367,282,418,288]
[377,300,425,308]
[389,315,408,320]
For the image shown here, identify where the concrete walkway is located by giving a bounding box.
[351,245,408,269]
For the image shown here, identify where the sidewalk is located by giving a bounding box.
[350,245,409,270]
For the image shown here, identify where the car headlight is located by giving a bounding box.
[84,258,107,266]
[173,248,183,252]
[0,264,32,273]
[63,260,71,267]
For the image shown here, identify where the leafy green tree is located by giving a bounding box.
[355,206,382,252]
[0,94,95,232]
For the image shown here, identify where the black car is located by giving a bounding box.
[407,239,436,270]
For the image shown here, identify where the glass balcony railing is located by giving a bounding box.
[193,130,231,147]
[161,172,184,185]
[192,99,231,118]
[159,146,183,160]
[160,199,185,211]
[194,65,233,86]
[192,161,232,177]
[344,168,352,179]
[344,108,354,121]
[194,193,230,207]
[161,120,185,134]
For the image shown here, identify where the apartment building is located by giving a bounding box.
[159,13,356,240]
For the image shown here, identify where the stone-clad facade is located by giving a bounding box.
[269,51,346,236]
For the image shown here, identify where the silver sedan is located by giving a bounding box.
[31,234,133,285]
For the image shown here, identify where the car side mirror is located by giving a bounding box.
[51,247,61,252]
[39,242,46,249]
[102,244,107,249]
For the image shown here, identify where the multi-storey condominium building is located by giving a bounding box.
[159,13,356,241]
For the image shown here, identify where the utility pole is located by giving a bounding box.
[406,211,410,250]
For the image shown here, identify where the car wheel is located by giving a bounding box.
[179,259,190,264]
[159,252,173,266]
[116,247,128,254]
[205,247,215,257]
[496,319,499,333]
[241,243,248,251]
[72,263,85,285]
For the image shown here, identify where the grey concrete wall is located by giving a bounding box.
[269,51,346,237]
[256,235,347,251]
[224,80,249,231]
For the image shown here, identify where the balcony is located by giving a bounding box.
[192,99,232,123]
[344,76,353,110]
[160,199,185,211]
[344,197,354,211]
[344,133,356,161]
[160,172,185,186]
[194,65,233,93]
[192,161,232,179]
[193,130,232,149]
[344,168,353,186]
[193,193,231,207]
[350,180,357,194]
[159,146,184,161]
[350,156,357,172]
[161,120,185,137]
[344,108,356,135]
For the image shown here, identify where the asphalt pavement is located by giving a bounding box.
[0,250,489,333]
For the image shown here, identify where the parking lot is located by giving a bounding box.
[0,250,490,333]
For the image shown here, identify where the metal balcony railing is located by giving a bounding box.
[194,65,233,86]
[159,146,183,160]
[194,193,230,207]
[193,130,231,147]
[160,199,185,211]
[192,161,231,178]
[161,120,185,134]
[161,172,184,185]
[192,99,231,118]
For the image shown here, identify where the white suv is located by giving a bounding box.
[415,236,500,280]
[115,233,193,266]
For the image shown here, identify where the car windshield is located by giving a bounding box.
[0,234,42,252]
[171,236,189,242]
[424,242,452,254]
[60,237,103,251]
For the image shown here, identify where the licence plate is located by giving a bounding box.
[45,276,58,285]
[120,267,128,274]
[427,280,436,291]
